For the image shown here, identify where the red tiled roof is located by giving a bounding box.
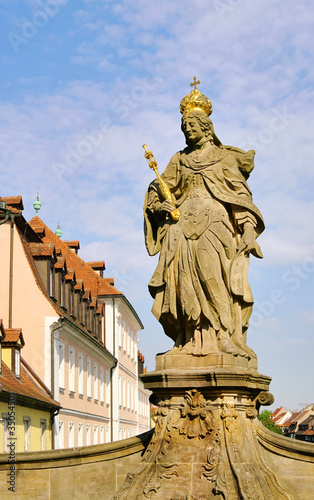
[28,216,122,299]
[0,361,59,409]
[271,407,284,420]
[32,224,46,235]
[2,328,25,347]
[1,196,24,211]
[54,256,66,269]
[87,261,105,271]
[64,240,80,250]
[28,242,55,258]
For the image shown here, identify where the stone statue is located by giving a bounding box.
[144,79,264,358]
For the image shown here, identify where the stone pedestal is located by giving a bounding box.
[113,351,293,499]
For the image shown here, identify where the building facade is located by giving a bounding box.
[0,196,150,449]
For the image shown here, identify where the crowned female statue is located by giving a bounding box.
[144,79,264,358]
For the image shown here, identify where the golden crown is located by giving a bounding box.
[180,77,212,118]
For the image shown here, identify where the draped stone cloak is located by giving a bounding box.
[144,143,264,343]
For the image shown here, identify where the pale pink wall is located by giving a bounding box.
[0,223,57,382]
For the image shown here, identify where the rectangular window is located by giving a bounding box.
[133,334,137,360]
[15,349,20,377]
[127,326,131,355]
[123,378,126,408]
[131,331,134,359]
[60,277,65,307]
[86,424,91,446]
[131,383,134,412]
[87,357,91,398]
[106,370,110,406]
[2,414,8,452]
[127,380,130,410]
[78,352,84,395]
[106,426,109,443]
[23,417,31,451]
[100,367,104,403]
[69,346,75,393]
[93,424,98,445]
[40,419,47,451]
[69,422,74,447]
[100,426,104,444]
[94,362,98,401]
[58,340,65,389]
[119,375,122,407]
[49,266,54,297]
[78,423,83,447]
[58,421,64,449]
[123,321,126,351]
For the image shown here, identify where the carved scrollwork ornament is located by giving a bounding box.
[254,391,275,411]
[173,389,214,439]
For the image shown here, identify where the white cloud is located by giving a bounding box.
[0,0,314,404]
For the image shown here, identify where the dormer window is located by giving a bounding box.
[49,265,54,298]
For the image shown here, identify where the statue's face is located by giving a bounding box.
[182,115,205,144]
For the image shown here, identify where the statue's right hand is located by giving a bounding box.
[159,200,176,213]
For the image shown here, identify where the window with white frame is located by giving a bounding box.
[131,382,134,412]
[86,424,91,445]
[40,419,47,450]
[94,424,98,445]
[100,367,104,403]
[58,340,65,389]
[100,425,104,444]
[15,349,20,377]
[123,378,126,408]
[94,362,98,401]
[58,421,64,449]
[127,380,130,410]
[78,423,83,447]
[127,326,131,356]
[69,346,75,393]
[23,417,31,451]
[123,321,126,351]
[87,357,91,398]
[106,426,109,443]
[133,334,137,360]
[119,428,122,440]
[119,375,122,407]
[69,422,74,447]
[78,352,84,395]
[131,331,134,359]
[123,428,126,440]
[106,370,110,406]
[49,265,54,297]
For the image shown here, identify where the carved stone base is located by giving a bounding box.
[113,354,293,499]
[155,350,258,372]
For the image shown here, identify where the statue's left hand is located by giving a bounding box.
[238,223,263,259]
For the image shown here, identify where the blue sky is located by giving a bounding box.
[1,0,314,411]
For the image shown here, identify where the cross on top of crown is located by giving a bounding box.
[190,77,200,91]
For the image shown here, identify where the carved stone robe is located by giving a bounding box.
[144,141,264,344]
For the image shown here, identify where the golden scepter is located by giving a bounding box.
[142,144,180,221]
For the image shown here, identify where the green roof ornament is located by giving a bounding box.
[55,223,62,238]
[33,193,41,215]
